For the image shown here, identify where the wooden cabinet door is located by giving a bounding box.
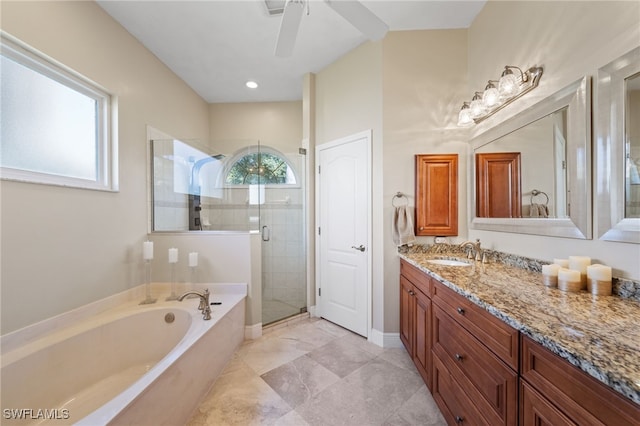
[476,152,521,218]
[521,381,576,426]
[414,287,431,389]
[415,154,458,236]
[399,276,414,355]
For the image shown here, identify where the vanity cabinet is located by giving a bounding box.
[431,281,518,426]
[520,335,640,426]
[415,154,458,236]
[400,259,432,388]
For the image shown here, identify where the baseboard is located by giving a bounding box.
[244,322,262,340]
[369,328,403,348]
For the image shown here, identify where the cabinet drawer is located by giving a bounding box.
[400,259,431,296]
[520,381,575,426]
[432,280,518,369]
[521,335,640,425]
[433,305,518,426]
[432,353,490,426]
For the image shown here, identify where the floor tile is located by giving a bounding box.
[261,354,341,408]
[306,336,378,378]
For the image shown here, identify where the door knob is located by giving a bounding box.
[351,245,366,252]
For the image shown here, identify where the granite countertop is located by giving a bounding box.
[398,249,640,406]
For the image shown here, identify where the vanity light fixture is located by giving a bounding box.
[457,65,543,126]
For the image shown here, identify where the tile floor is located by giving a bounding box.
[187,317,447,426]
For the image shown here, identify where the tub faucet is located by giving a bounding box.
[178,288,211,320]
[459,239,486,263]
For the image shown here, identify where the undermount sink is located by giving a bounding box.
[426,259,471,267]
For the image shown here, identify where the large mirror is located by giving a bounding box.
[596,47,640,243]
[470,77,591,239]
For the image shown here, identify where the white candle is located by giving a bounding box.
[143,241,154,260]
[558,268,580,282]
[587,264,612,281]
[168,248,178,264]
[542,264,560,276]
[568,256,591,274]
[553,258,569,268]
[189,252,198,267]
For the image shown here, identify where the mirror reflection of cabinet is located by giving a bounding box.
[476,152,521,218]
[415,154,458,236]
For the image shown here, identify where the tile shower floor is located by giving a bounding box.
[187,318,447,426]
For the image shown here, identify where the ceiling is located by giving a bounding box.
[97,1,485,103]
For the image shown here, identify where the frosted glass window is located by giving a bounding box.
[1,34,116,191]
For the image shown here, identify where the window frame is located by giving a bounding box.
[0,32,118,192]
[223,146,300,188]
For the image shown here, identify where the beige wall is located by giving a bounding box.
[466,1,640,279]
[0,1,211,333]
[208,101,302,155]
[314,40,385,331]
[382,29,469,333]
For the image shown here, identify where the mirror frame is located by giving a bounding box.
[596,47,640,244]
[469,76,592,239]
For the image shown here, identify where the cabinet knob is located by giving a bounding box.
[408,290,415,296]
[456,307,465,315]
[455,353,464,361]
[455,416,464,424]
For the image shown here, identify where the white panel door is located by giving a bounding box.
[317,131,370,337]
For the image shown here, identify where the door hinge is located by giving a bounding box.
[318,165,321,174]
[318,288,321,296]
[318,227,321,235]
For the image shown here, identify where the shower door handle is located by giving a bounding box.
[262,225,270,242]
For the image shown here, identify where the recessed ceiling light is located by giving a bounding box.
[246,81,258,89]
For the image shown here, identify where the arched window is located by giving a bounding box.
[225,148,297,185]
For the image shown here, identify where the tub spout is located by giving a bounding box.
[178,288,211,320]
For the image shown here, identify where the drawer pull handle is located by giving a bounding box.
[456,307,465,315]
[455,353,464,361]
[455,416,464,423]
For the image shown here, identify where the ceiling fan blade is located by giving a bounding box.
[324,0,388,41]
[275,0,305,57]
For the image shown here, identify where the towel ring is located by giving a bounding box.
[392,192,409,207]
[530,189,549,205]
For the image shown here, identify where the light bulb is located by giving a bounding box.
[498,72,519,99]
[483,86,500,108]
[469,96,485,119]
[457,105,473,126]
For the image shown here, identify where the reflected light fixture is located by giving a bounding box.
[457,65,543,126]
[246,81,259,89]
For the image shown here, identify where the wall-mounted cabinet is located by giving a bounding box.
[415,154,458,236]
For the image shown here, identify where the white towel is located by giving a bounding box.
[392,205,417,247]
[529,203,549,218]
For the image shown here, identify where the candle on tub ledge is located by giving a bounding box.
[143,241,154,261]
[568,256,591,290]
[587,264,612,296]
[558,268,582,293]
[168,248,179,264]
[541,264,560,288]
[553,258,569,268]
[189,252,198,267]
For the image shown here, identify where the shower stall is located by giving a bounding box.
[151,138,307,325]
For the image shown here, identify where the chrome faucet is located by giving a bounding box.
[459,239,486,263]
[178,288,211,320]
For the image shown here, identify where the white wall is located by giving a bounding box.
[466,1,640,279]
[0,1,211,334]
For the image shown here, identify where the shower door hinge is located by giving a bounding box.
[299,148,307,155]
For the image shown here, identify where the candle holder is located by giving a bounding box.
[542,275,558,288]
[166,263,178,301]
[140,259,157,305]
[558,278,581,293]
[587,279,612,296]
[186,265,199,299]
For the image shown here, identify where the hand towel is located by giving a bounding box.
[530,203,549,218]
[392,205,417,247]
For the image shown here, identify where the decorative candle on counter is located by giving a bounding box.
[168,248,179,264]
[553,258,569,268]
[541,264,560,287]
[557,268,581,292]
[586,264,612,296]
[143,241,154,260]
[568,256,590,289]
[189,252,198,267]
